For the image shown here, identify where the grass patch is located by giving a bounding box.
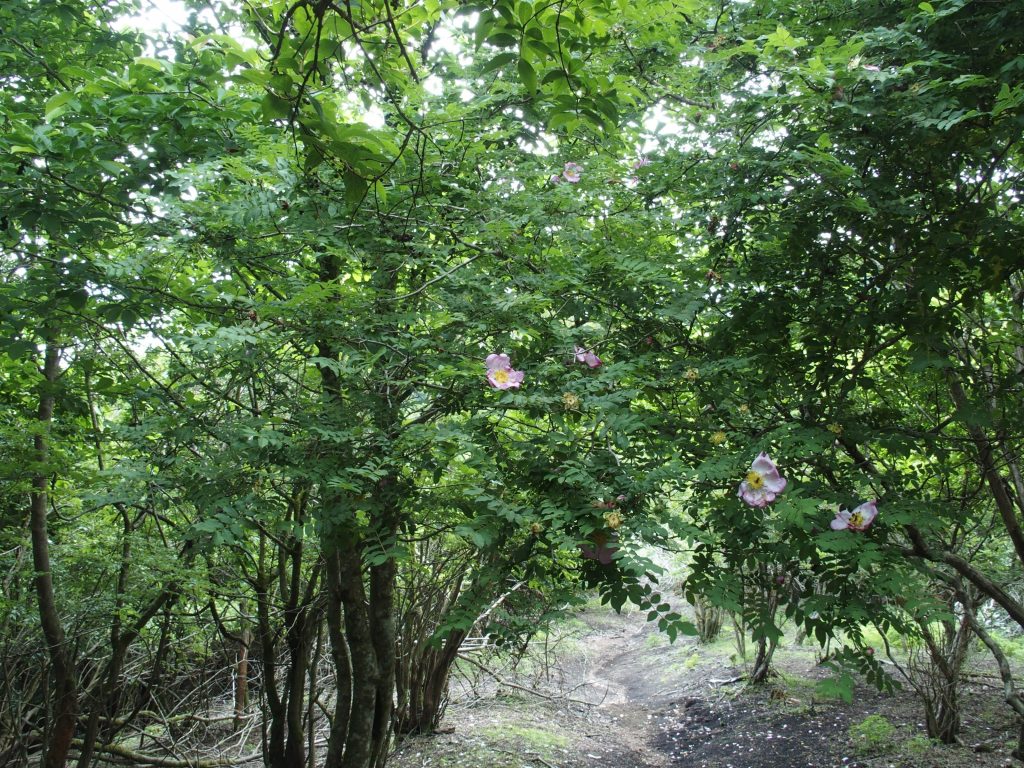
[990,630,1024,660]
[848,713,897,756]
[477,724,571,758]
[644,630,670,648]
[900,734,934,755]
[394,739,525,768]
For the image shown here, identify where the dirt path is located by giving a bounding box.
[575,616,670,768]
[573,608,1019,768]
[389,606,1020,768]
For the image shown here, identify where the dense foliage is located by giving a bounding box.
[2,0,1023,766]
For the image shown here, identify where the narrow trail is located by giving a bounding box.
[575,609,852,768]
[391,607,1019,768]
[577,618,669,768]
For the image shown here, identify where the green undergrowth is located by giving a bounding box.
[477,724,571,757]
[390,698,577,768]
[390,739,529,768]
[847,714,942,761]
[989,630,1024,660]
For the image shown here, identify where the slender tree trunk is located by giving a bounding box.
[402,629,465,735]
[337,537,379,768]
[369,550,397,768]
[750,636,777,684]
[233,600,250,732]
[30,344,78,768]
[307,622,321,768]
[256,532,285,768]
[324,551,352,768]
[283,612,311,768]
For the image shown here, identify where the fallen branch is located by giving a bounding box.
[95,711,255,728]
[708,675,745,686]
[456,653,594,707]
[70,739,262,768]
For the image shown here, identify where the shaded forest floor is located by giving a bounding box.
[390,606,1022,768]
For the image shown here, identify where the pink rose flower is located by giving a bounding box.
[738,452,787,507]
[485,353,525,390]
[831,500,878,532]
[562,162,582,183]
[574,345,602,368]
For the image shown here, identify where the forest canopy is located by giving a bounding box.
[2,0,1023,766]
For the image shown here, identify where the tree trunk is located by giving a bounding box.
[337,537,379,768]
[369,552,397,768]
[233,601,250,732]
[749,636,777,685]
[30,343,78,768]
[256,531,285,768]
[258,525,320,768]
[397,629,466,735]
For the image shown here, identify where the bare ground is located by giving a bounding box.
[389,606,1023,768]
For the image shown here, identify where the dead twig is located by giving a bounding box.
[457,653,595,707]
[708,675,745,686]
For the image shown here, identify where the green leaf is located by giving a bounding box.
[518,58,537,93]
[343,170,368,208]
[765,24,806,52]
[133,57,168,71]
[67,289,89,311]
[2,339,37,360]
[816,672,854,703]
[482,52,517,73]
[261,92,292,120]
[44,91,75,122]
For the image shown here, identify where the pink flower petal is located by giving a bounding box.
[849,500,878,530]
[739,452,786,507]
[751,452,779,477]
[739,484,771,508]
[832,502,878,532]
[574,345,602,368]
[562,162,582,183]
[485,353,511,371]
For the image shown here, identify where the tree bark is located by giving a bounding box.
[233,599,250,732]
[30,343,78,768]
[369,550,397,768]
[324,551,352,768]
[337,537,379,768]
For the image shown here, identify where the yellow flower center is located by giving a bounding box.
[745,471,764,490]
[604,511,622,530]
[492,369,510,384]
[711,431,727,446]
[849,512,864,527]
